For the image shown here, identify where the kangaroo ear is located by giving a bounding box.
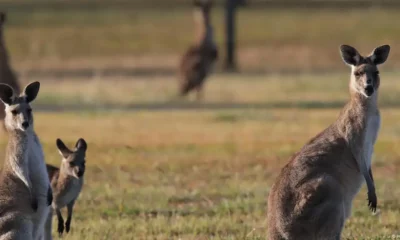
[56,138,72,159]
[369,45,390,65]
[23,81,40,103]
[340,45,362,66]
[0,83,13,106]
[75,138,87,151]
[194,0,212,7]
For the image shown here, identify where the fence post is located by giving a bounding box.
[224,0,237,71]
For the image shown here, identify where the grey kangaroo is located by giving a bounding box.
[178,0,218,100]
[267,45,390,240]
[0,82,52,240]
[44,138,87,239]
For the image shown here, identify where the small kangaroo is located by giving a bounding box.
[0,81,52,240]
[0,13,21,127]
[44,138,87,239]
[178,0,218,100]
[267,45,390,240]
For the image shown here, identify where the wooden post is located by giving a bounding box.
[224,0,237,71]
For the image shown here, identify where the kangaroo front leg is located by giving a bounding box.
[47,185,53,206]
[65,200,75,233]
[361,155,377,212]
[369,168,374,182]
[367,167,377,211]
[350,131,377,213]
[56,209,64,237]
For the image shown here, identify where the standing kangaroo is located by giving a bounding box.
[178,0,218,100]
[44,138,87,239]
[0,82,52,240]
[0,13,21,127]
[267,45,390,240]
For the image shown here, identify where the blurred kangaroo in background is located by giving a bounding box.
[0,82,52,240]
[267,45,390,240]
[0,13,21,128]
[45,138,87,239]
[178,0,218,100]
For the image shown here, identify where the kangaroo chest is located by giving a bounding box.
[363,113,380,169]
[55,178,83,208]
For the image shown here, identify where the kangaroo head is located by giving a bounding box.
[0,12,6,27]
[0,81,39,132]
[194,0,213,10]
[193,0,213,23]
[340,45,390,98]
[56,138,87,179]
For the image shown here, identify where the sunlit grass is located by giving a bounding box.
[0,7,398,72]
[0,73,395,239]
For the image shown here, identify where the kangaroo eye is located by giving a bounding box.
[69,162,74,167]
[11,110,18,115]
[375,71,380,75]
[354,72,362,77]
[27,108,32,113]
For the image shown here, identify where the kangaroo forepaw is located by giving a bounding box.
[47,186,53,206]
[368,191,377,213]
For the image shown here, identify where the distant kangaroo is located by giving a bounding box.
[267,45,390,240]
[44,138,87,239]
[178,0,218,100]
[0,13,21,127]
[0,81,52,240]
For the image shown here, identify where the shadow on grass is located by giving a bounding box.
[32,99,400,112]
[34,100,344,112]
[34,100,337,112]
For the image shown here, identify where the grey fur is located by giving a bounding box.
[0,82,51,240]
[179,0,218,100]
[267,45,390,240]
[44,138,87,239]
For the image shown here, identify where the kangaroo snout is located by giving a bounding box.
[21,121,29,129]
[77,169,84,178]
[365,85,374,96]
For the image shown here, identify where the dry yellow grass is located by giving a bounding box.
[0,72,396,239]
[2,7,400,72]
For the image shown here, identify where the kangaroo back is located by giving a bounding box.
[267,45,390,240]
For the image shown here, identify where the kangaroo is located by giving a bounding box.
[178,0,218,100]
[44,138,87,239]
[0,81,52,240]
[267,45,390,240]
[0,13,21,127]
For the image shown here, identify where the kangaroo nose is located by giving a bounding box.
[22,122,29,129]
[77,170,84,177]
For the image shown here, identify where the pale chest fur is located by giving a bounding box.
[28,133,50,199]
[54,178,83,209]
[27,133,50,240]
[363,112,380,169]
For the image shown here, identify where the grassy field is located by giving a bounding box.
[0,6,399,72]
[0,72,396,239]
